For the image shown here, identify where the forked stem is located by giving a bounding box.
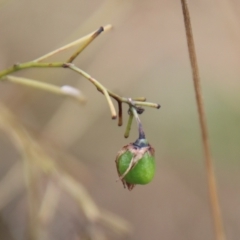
[66,26,104,63]
[180,1,226,240]
[0,26,160,126]
[33,25,112,63]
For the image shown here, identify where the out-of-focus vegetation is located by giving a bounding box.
[0,1,240,240]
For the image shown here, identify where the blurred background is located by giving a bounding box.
[0,0,240,239]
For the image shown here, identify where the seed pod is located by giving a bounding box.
[115,138,155,190]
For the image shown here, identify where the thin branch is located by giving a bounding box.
[132,97,146,102]
[130,106,145,139]
[180,1,226,240]
[133,101,160,109]
[96,82,159,109]
[102,88,117,119]
[5,75,86,103]
[99,209,133,235]
[0,24,160,120]
[67,26,104,63]
[0,162,24,211]
[33,24,112,63]
[68,64,117,118]
[124,113,133,138]
[0,61,160,118]
[38,181,60,225]
[55,171,100,222]
[117,101,123,126]
[0,62,64,78]
[37,180,60,240]
[0,103,132,237]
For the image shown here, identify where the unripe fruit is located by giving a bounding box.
[117,150,155,184]
[115,138,155,190]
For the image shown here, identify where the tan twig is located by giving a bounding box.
[99,209,133,235]
[117,101,123,126]
[0,103,132,237]
[38,181,60,225]
[180,1,226,240]
[33,24,112,63]
[132,97,146,102]
[69,64,117,119]
[124,113,133,138]
[67,26,104,63]
[0,61,159,119]
[5,75,86,103]
[0,25,160,136]
[102,88,117,119]
[0,162,24,210]
[55,171,100,222]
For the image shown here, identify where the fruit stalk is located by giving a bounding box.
[130,107,145,140]
[115,106,155,190]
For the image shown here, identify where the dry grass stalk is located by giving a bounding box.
[0,103,132,239]
[180,1,226,240]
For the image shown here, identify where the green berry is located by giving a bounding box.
[115,138,155,190]
[117,150,155,184]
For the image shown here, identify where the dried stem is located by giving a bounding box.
[68,63,117,119]
[0,162,24,211]
[67,26,104,63]
[0,25,160,133]
[102,88,117,119]
[180,1,226,240]
[131,106,145,139]
[5,75,85,102]
[0,103,131,237]
[33,25,112,63]
[117,101,123,126]
[0,62,64,77]
[132,97,147,102]
[0,61,159,119]
[124,112,133,138]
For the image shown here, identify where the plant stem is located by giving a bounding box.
[68,63,117,119]
[102,88,117,119]
[180,1,226,240]
[132,97,147,102]
[67,26,104,63]
[0,60,159,119]
[0,22,159,120]
[132,101,160,109]
[131,107,145,139]
[124,113,133,138]
[117,101,123,126]
[5,75,85,102]
[33,24,112,63]
[0,62,64,78]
